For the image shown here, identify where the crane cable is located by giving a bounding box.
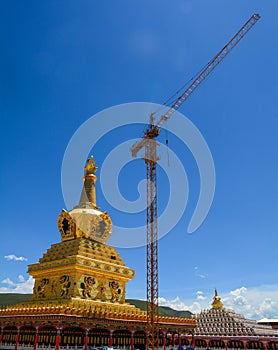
[165,125,170,167]
[152,57,215,117]
[154,57,216,165]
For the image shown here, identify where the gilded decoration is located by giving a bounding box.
[33,276,73,301]
[78,276,125,303]
[59,275,71,296]
[109,281,123,302]
[57,210,76,241]
[36,278,49,298]
[69,209,112,243]
[80,276,98,299]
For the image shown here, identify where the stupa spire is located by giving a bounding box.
[211,288,223,310]
[79,156,98,208]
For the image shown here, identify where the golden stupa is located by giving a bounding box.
[28,156,134,307]
[211,288,223,310]
[0,157,194,350]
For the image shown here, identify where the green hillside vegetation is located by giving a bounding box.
[0,293,32,306]
[0,294,192,318]
[126,299,192,318]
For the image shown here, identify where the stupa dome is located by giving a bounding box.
[68,206,112,243]
[57,156,112,244]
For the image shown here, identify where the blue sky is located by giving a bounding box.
[1,1,278,320]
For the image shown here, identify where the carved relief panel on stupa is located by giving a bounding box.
[78,275,125,303]
[33,275,73,300]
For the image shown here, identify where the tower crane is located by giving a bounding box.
[130,13,260,350]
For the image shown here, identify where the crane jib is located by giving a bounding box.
[130,13,261,158]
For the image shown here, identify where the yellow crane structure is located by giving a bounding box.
[130,13,260,350]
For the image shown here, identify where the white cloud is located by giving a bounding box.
[4,254,27,262]
[158,284,278,320]
[2,278,16,286]
[194,266,207,279]
[18,275,25,282]
[159,296,188,310]
[189,302,203,314]
[159,296,203,314]
[222,284,278,320]
[230,286,248,297]
[196,290,207,301]
[258,298,276,316]
[0,276,34,294]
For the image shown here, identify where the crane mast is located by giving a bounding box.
[145,137,160,350]
[130,13,260,350]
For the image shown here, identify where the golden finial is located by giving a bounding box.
[84,156,98,175]
[211,288,223,310]
[78,156,99,207]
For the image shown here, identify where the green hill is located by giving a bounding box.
[126,299,192,318]
[0,293,32,306]
[0,294,192,318]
